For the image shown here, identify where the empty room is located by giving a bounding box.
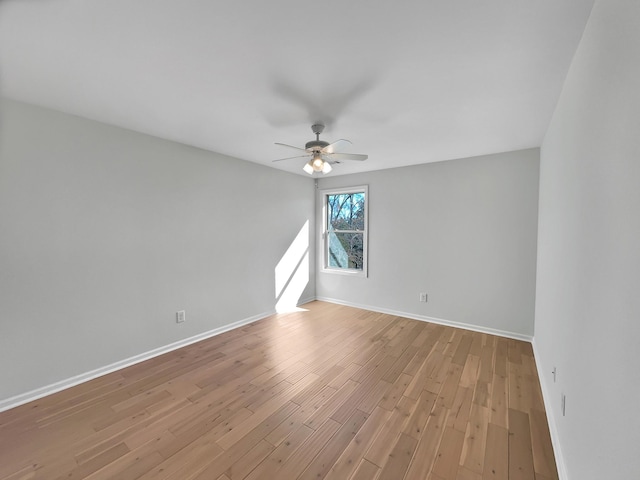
[0,1,638,479]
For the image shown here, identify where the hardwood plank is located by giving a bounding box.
[489,374,508,429]
[404,398,448,480]
[403,390,437,440]
[439,364,465,408]
[478,345,495,384]
[509,364,534,413]
[529,408,559,480]
[460,404,489,474]
[272,418,342,479]
[325,406,391,480]
[304,379,359,430]
[469,333,484,357]
[364,395,417,467]
[405,327,443,376]
[405,353,438,400]
[298,409,369,480]
[457,466,483,480]
[162,406,253,458]
[423,353,452,396]
[432,427,465,479]
[327,362,362,389]
[533,475,555,480]
[482,423,508,480]
[473,381,491,408]
[356,374,390,409]
[216,380,308,450]
[350,459,381,480]
[460,354,480,388]
[378,372,412,411]
[290,367,341,406]
[377,432,418,480]
[191,402,302,479]
[494,339,509,378]
[508,409,535,480]
[350,351,390,383]
[330,373,390,424]
[452,335,474,366]
[443,330,464,358]
[429,473,447,480]
[264,403,316,447]
[507,340,523,365]
[382,346,419,383]
[55,442,130,480]
[445,386,474,433]
[136,434,224,480]
[244,424,315,480]
[83,449,165,480]
[224,439,274,480]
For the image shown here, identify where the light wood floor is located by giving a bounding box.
[0,301,557,480]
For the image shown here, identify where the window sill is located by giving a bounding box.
[321,267,367,278]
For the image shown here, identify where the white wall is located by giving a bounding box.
[316,149,540,339]
[535,1,640,478]
[0,99,315,403]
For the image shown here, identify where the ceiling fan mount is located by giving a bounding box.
[305,124,330,151]
[273,124,368,175]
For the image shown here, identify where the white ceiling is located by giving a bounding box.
[0,0,594,176]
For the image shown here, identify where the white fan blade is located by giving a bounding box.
[325,152,368,161]
[275,142,309,153]
[322,139,352,154]
[272,155,309,162]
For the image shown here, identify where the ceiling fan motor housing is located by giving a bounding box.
[306,124,328,151]
[305,139,329,151]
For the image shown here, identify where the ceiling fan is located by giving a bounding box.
[273,124,368,175]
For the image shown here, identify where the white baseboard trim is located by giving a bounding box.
[296,296,316,308]
[532,338,568,480]
[315,296,534,342]
[0,297,535,412]
[0,309,276,413]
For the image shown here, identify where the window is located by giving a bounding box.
[322,186,368,276]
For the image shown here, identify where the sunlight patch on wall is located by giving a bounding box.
[275,221,309,313]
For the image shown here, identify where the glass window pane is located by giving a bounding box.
[327,193,365,231]
[328,232,364,270]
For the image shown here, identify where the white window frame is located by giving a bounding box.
[320,185,368,277]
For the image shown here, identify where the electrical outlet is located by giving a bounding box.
[419,293,428,302]
[176,310,186,323]
[561,393,566,416]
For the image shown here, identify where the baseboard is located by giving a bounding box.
[0,297,535,412]
[532,338,568,480]
[0,309,276,413]
[316,296,533,342]
[296,296,316,308]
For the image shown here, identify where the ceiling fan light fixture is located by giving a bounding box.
[303,161,314,175]
[303,156,331,175]
[311,153,324,172]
